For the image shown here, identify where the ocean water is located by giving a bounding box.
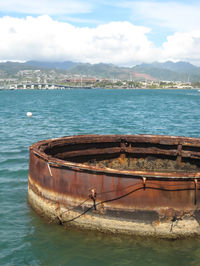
[1,88,200,265]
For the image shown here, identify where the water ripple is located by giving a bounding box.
[1,89,200,265]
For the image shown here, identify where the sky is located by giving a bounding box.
[0,0,200,66]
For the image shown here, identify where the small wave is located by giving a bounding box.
[0,157,27,165]
[0,168,28,178]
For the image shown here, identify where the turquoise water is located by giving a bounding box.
[1,88,200,265]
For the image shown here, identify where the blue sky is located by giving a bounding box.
[0,0,200,66]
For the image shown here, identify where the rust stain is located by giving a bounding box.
[28,134,200,235]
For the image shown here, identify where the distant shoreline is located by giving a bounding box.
[0,87,199,91]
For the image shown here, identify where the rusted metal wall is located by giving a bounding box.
[28,135,200,236]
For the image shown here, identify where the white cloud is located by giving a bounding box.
[0,15,200,66]
[123,1,200,32]
[59,16,100,25]
[0,16,158,65]
[161,31,200,65]
[0,0,91,15]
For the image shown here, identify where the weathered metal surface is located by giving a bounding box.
[28,134,200,238]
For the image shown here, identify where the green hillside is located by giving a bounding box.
[0,60,200,82]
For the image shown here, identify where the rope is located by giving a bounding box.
[57,181,142,224]
[59,198,90,216]
[57,179,199,224]
[45,160,199,225]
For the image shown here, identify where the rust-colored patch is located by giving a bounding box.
[28,134,200,237]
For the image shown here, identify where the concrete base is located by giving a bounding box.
[28,186,200,239]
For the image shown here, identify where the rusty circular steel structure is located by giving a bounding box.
[28,134,200,238]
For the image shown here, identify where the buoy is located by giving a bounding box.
[27,112,32,117]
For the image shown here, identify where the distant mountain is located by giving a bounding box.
[66,63,131,79]
[25,60,78,70]
[132,64,186,81]
[0,61,37,75]
[66,61,200,81]
[150,61,199,74]
[132,61,200,82]
[0,60,200,81]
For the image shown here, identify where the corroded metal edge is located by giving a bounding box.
[30,134,200,180]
